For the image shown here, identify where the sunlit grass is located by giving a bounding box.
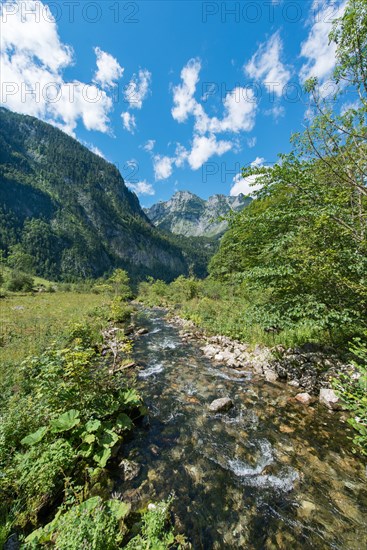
[0,292,107,365]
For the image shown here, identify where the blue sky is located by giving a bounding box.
[0,0,346,205]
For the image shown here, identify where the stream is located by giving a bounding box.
[116,307,367,549]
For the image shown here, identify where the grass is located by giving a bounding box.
[0,292,108,366]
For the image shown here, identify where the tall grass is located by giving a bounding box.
[0,292,108,366]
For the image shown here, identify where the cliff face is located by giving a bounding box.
[0,107,187,281]
[145,191,251,237]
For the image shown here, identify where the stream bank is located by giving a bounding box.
[167,314,357,404]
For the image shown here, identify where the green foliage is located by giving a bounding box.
[334,334,367,455]
[10,438,75,526]
[138,276,319,347]
[0,306,143,541]
[138,278,170,307]
[210,155,367,336]
[94,269,132,299]
[6,244,35,273]
[6,270,34,292]
[25,496,130,549]
[126,499,177,550]
[109,297,134,323]
[51,409,81,433]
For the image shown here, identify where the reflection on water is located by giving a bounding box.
[115,308,367,549]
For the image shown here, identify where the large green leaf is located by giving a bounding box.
[78,496,101,512]
[93,447,111,468]
[21,426,48,446]
[85,419,101,433]
[82,433,96,445]
[115,413,133,431]
[106,499,131,520]
[51,409,80,433]
[99,428,119,449]
[121,388,141,407]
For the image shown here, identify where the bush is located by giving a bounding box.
[125,499,177,549]
[334,334,367,456]
[109,297,133,323]
[25,496,130,549]
[6,271,34,292]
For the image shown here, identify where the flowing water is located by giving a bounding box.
[116,308,367,549]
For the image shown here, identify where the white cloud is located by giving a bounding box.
[174,143,188,167]
[264,104,285,120]
[230,174,261,197]
[300,1,347,82]
[198,87,257,134]
[230,157,265,196]
[171,58,257,139]
[188,134,232,170]
[151,143,189,180]
[127,180,155,196]
[251,157,265,167]
[247,137,257,148]
[171,58,201,122]
[164,58,259,178]
[0,0,113,136]
[153,155,174,180]
[124,69,151,109]
[244,32,291,96]
[172,59,257,136]
[143,139,155,152]
[93,47,124,89]
[121,111,136,133]
[89,145,105,158]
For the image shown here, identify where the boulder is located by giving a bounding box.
[201,344,219,358]
[136,327,149,335]
[208,397,234,413]
[263,368,279,382]
[319,388,342,410]
[295,392,312,405]
[119,459,141,481]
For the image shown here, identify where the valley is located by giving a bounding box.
[1,0,366,548]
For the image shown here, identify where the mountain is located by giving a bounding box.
[0,107,189,281]
[144,191,251,238]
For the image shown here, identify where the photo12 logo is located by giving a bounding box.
[202,1,304,24]
[1,1,140,24]
[201,1,344,24]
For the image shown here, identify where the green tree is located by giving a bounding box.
[6,244,35,273]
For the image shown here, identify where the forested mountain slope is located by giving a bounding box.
[0,107,188,281]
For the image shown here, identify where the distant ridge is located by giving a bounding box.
[144,190,251,238]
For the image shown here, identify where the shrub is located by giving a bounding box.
[125,498,176,549]
[6,271,34,292]
[334,334,367,456]
[25,496,130,549]
[109,297,133,323]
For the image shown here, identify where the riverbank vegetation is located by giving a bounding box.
[0,270,186,548]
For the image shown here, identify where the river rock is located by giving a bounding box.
[208,397,234,413]
[295,392,312,405]
[319,388,341,410]
[263,368,279,382]
[119,459,141,481]
[136,327,149,335]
